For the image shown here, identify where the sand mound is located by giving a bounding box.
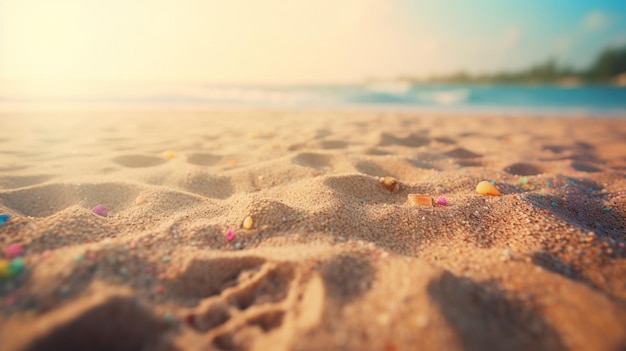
[1,110,626,350]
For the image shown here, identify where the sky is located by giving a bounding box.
[1,0,626,88]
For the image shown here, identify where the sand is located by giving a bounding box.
[0,110,625,351]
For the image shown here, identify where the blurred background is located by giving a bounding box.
[2,0,626,114]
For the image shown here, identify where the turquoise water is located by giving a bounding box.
[110,83,626,116]
[5,83,626,116]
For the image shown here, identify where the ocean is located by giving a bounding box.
[121,83,626,116]
[4,83,626,116]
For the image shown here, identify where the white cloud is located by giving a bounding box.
[583,10,610,31]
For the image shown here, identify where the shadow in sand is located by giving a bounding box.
[24,296,178,351]
[320,254,375,302]
[523,177,626,241]
[427,271,565,351]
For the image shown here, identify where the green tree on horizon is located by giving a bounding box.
[421,45,626,85]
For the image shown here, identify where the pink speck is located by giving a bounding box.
[4,244,22,259]
[185,314,196,326]
[619,243,625,249]
[41,250,51,259]
[436,197,448,206]
[92,204,108,217]
[4,294,17,306]
[226,227,235,242]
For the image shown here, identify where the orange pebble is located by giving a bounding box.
[407,194,433,207]
[243,216,253,230]
[379,177,400,193]
[476,181,501,196]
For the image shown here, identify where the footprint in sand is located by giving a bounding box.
[571,162,601,173]
[181,253,372,351]
[169,256,266,301]
[168,256,302,351]
[316,140,348,150]
[377,132,430,148]
[292,152,335,170]
[503,162,543,176]
[178,172,234,199]
[112,155,167,168]
[355,158,437,182]
[0,174,53,190]
[444,147,484,168]
[187,153,221,166]
[0,183,139,218]
[0,184,78,217]
[444,147,482,159]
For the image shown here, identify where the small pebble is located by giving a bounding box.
[436,197,447,206]
[0,259,10,278]
[8,258,24,276]
[185,314,196,325]
[4,244,23,259]
[155,285,165,294]
[41,250,51,259]
[135,195,146,205]
[243,216,254,230]
[0,213,10,225]
[163,151,176,159]
[476,181,501,196]
[163,312,174,322]
[379,177,400,193]
[92,204,108,217]
[226,227,235,242]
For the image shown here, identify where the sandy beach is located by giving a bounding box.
[1,110,625,351]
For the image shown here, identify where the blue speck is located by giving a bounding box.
[546,181,551,187]
[0,213,10,225]
[490,180,496,185]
